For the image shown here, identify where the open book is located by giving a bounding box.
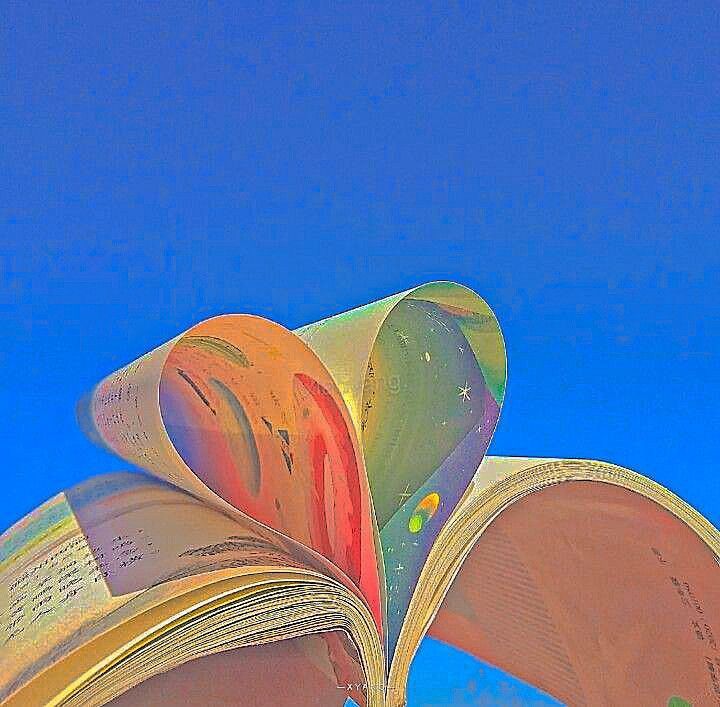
[2,281,719,706]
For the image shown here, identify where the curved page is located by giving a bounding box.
[78,315,382,631]
[296,281,506,653]
[429,480,720,706]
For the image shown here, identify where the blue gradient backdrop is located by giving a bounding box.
[1,3,717,705]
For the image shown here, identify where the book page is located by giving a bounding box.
[297,282,506,655]
[0,471,354,701]
[78,314,382,632]
[429,479,720,706]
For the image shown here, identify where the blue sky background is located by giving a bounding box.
[1,3,717,705]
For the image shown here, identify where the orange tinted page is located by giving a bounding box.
[83,315,382,631]
[429,481,720,706]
